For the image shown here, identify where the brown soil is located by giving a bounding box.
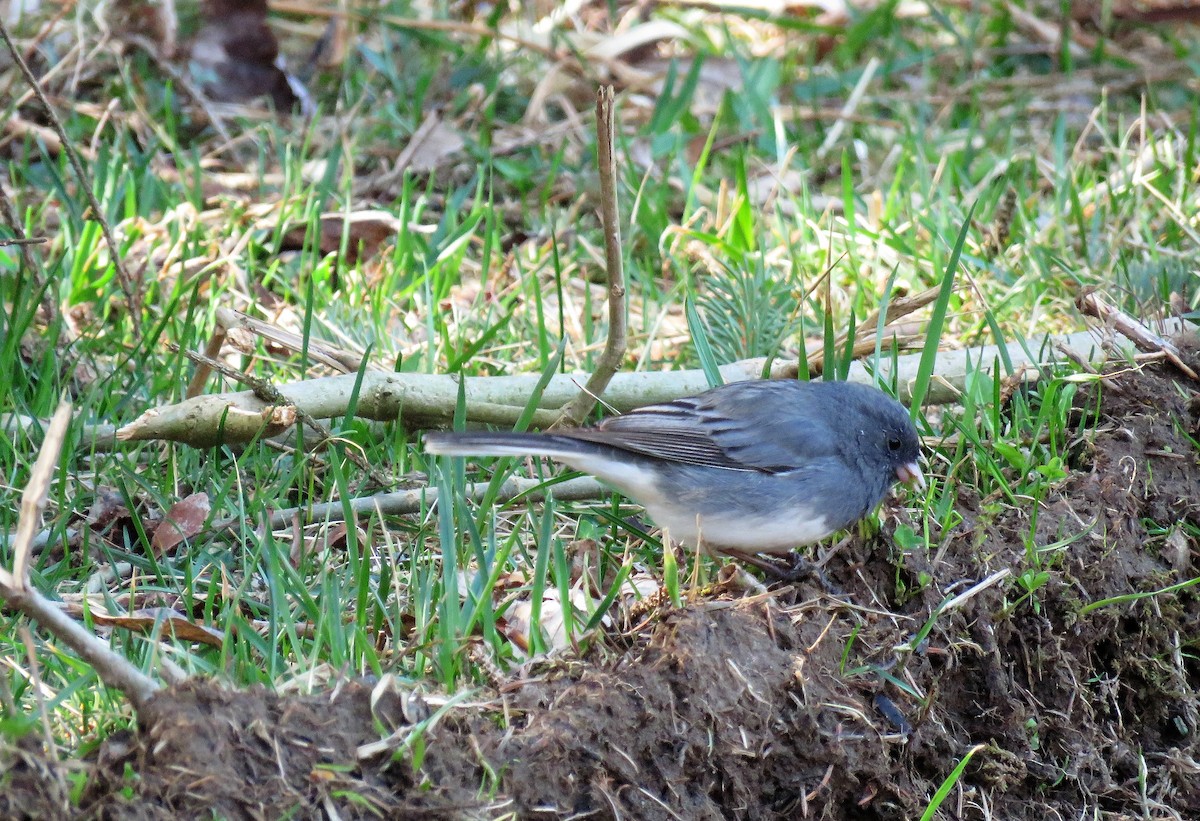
[4,360,1199,820]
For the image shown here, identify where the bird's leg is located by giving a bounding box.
[781,553,848,598]
[719,549,791,577]
[722,549,846,597]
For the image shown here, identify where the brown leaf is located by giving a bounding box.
[1073,0,1200,22]
[107,0,177,57]
[393,112,466,175]
[90,608,225,647]
[151,492,211,556]
[279,210,405,263]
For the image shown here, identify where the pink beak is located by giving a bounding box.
[896,462,926,491]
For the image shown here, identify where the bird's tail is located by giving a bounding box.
[423,431,594,461]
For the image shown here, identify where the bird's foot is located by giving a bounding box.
[725,551,848,599]
[773,554,848,599]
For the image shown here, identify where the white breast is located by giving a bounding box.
[554,453,835,556]
[644,504,833,555]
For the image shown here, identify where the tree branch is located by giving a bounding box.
[109,323,1194,448]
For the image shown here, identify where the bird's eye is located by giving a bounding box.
[887,436,903,451]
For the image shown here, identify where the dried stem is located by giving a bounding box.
[1076,289,1198,380]
[2,585,163,712]
[557,86,627,426]
[0,402,161,713]
[186,326,229,400]
[0,16,142,334]
[208,475,607,534]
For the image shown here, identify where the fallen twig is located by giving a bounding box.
[1076,290,1198,381]
[209,475,607,534]
[111,321,1191,448]
[174,344,396,490]
[0,402,162,713]
[557,86,627,426]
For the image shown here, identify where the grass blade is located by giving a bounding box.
[909,201,977,418]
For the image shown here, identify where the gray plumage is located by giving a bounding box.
[424,379,923,558]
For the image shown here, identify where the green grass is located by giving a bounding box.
[1,0,1199,808]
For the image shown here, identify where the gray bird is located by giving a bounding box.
[424,379,924,572]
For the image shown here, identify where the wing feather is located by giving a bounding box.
[559,382,841,473]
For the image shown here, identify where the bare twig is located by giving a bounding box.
[20,627,59,757]
[816,56,879,160]
[214,306,365,374]
[173,345,396,490]
[2,585,163,712]
[557,86,627,426]
[0,177,56,324]
[208,475,608,534]
[185,324,229,400]
[0,18,142,334]
[0,401,162,712]
[1076,289,1198,381]
[158,0,178,59]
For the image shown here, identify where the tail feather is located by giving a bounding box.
[423,431,593,460]
[424,430,663,505]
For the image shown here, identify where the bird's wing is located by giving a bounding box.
[566,382,841,473]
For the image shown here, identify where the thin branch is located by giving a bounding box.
[0,16,142,334]
[557,86,627,426]
[20,626,60,757]
[214,306,365,374]
[209,475,608,534]
[0,401,161,713]
[1,585,163,712]
[1076,289,1198,380]
[185,324,229,400]
[112,321,1195,448]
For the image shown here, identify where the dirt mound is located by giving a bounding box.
[4,361,1199,819]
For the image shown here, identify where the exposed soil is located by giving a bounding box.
[4,359,1200,820]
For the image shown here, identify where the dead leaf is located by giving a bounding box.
[59,598,224,647]
[279,210,406,263]
[503,588,596,655]
[92,608,225,647]
[151,492,211,555]
[392,111,466,175]
[87,488,131,534]
[1073,0,1200,22]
